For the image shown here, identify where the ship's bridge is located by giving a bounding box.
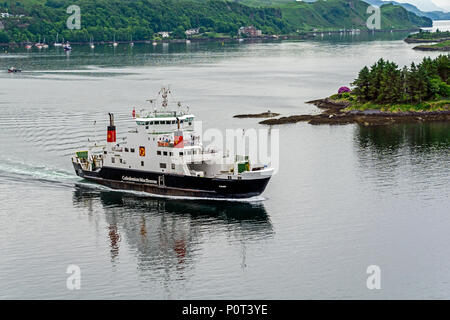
[135,112,195,132]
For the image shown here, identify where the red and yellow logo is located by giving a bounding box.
[139,146,145,157]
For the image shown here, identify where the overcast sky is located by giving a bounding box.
[397,0,449,12]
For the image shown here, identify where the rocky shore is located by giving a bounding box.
[413,44,450,51]
[234,111,280,118]
[259,98,450,126]
[404,37,450,44]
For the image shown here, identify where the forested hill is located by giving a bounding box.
[0,0,432,43]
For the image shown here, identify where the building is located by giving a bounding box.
[0,12,25,18]
[185,28,199,36]
[238,26,262,37]
[157,31,171,38]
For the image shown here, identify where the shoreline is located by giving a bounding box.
[0,28,421,47]
[259,98,450,126]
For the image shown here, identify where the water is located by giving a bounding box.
[0,29,449,299]
[422,20,450,32]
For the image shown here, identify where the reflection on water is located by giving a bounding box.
[0,31,412,73]
[354,123,450,193]
[72,185,273,280]
[356,122,450,153]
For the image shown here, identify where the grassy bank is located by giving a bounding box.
[413,40,450,52]
[330,93,450,113]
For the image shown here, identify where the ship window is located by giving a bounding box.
[150,121,154,125]
[163,151,168,156]
[171,164,175,170]
[130,148,135,153]
[104,151,107,154]
[169,152,173,156]
[180,120,184,123]
[125,148,129,152]
[157,151,161,155]
[160,163,166,169]
[119,159,123,163]
[189,122,192,126]
[155,121,160,125]
[145,122,149,125]
[141,161,144,166]
[111,157,115,163]
[179,152,183,156]
[146,126,149,129]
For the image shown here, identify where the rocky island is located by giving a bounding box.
[261,55,450,126]
[404,30,450,51]
[234,111,280,118]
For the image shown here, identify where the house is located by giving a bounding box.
[185,28,199,36]
[238,26,262,37]
[0,12,25,18]
[157,31,171,38]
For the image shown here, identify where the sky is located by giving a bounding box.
[399,0,450,12]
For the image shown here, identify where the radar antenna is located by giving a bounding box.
[159,87,171,109]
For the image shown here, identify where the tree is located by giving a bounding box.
[172,26,186,39]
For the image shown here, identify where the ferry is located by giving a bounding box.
[72,88,273,199]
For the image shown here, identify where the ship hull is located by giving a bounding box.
[73,163,271,199]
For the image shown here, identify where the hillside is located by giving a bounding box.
[362,0,450,20]
[0,0,432,43]
[277,0,431,31]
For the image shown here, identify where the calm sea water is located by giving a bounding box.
[0,28,449,299]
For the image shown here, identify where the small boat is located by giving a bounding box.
[35,36,43,49]
[54,33,62,47]
[89,36,95,49]
[186,39,191,44]
[8,67,22,73]
[63,42,72,51]
[130,35,134,47]
[152,41,157,46]
[113,34,118,47]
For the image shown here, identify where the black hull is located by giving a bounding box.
[73,163,270,199]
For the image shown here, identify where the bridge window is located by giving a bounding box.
[163,151,168,156]
[141,161,144,166]
[157,151,161,155]
[171,164,175,170]
[130,148,135,153]
[111,157,115,164]
[160,163,166,169]
[125,148,129,152]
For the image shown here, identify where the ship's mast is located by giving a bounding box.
[160,87,170,109]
